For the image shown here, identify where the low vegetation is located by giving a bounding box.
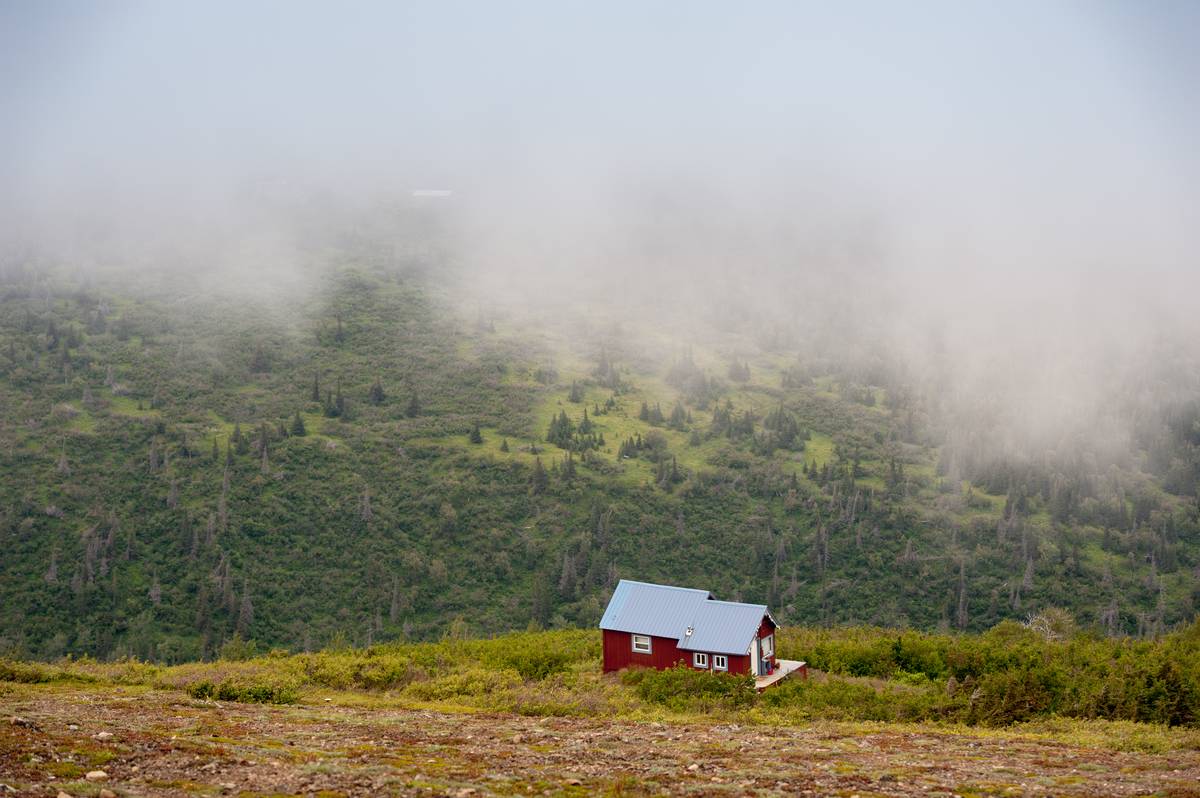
[5,623,1198,733]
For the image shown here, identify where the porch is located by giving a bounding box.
[754,659,807,691]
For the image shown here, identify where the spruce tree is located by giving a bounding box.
[469,422,483,444]
[531,457,549,494]
[369,377,386,405]
[311,371,320,402]
[291,411,307,437]
[232,423,249,455]
[499,438,510,453]
[405,392,421,418]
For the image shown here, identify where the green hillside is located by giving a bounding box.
[1,250,1197,661]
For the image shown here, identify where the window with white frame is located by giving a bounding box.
[693,652,708,668]
[631,634,652,653]
[761,634,774,658]
[712,654,728,671]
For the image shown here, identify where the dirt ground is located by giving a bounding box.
[2,685,1198,797]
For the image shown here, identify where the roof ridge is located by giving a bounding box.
[703,598,768,609]
[616,578,711,594]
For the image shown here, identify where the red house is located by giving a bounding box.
[599,580,780,677]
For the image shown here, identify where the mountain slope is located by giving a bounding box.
[0,250,1197,660]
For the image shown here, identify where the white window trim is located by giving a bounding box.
[761,634,774,658]
[631,634,652,654]
[693,652,709,668]
[712,654,728,671]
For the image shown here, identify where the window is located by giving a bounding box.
[631,634,652,654]
[693,652,708,668]
[712,654,728,671]
[761,634,774,658]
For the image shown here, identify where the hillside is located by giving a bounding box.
[1,247,1198,660]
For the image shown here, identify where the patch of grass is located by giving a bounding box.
[107,393,160,418]
[45,761,86,778]
[804,433,834,468]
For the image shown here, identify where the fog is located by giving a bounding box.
[4,1,1200,457]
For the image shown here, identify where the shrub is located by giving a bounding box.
[633,665,757,711]
[762,677,895,721]
[187,679,298,704]
[402,667,522,701]
[0,658,52,683]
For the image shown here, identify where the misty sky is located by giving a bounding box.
[4,1,1200,453]
[3,2,1199,321]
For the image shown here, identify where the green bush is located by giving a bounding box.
[632,665,757,711]
[402,667,522,701]
[763,677,896,721]
[0,658,53,683]
[187,679,298,704]
[301,651,424,691]
[777,620,1200,727]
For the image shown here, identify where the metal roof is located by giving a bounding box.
[599,579,776,655]
[598,580,712,640]
[677,599,769,654]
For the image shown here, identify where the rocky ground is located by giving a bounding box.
[2,685,1198,797]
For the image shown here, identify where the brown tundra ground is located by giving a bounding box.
[2,684,1199,798]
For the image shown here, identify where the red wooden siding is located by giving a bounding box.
[603,633,758,675]
[602,630,688,673]
[725,653,751,674]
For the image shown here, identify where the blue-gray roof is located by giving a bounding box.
[677,599,770,654]
[599,579,776,655]
[598,580,712,639]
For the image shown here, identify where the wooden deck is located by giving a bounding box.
[755,659,806,691]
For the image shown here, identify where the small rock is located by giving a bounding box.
[687,763,700,772]
[8,717,31,727]
[455,790,476,797]
[565,778,582,786]
[94,731,114,740]
[67,724,79,730]
[85,770,108,782]
[511,734,524,744]
[99,790,117,798]
[57,792,72,798]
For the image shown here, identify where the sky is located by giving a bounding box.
[2,1,1199,450]
[5,2,1198,209]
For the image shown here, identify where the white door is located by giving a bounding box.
[750,639,760,676]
